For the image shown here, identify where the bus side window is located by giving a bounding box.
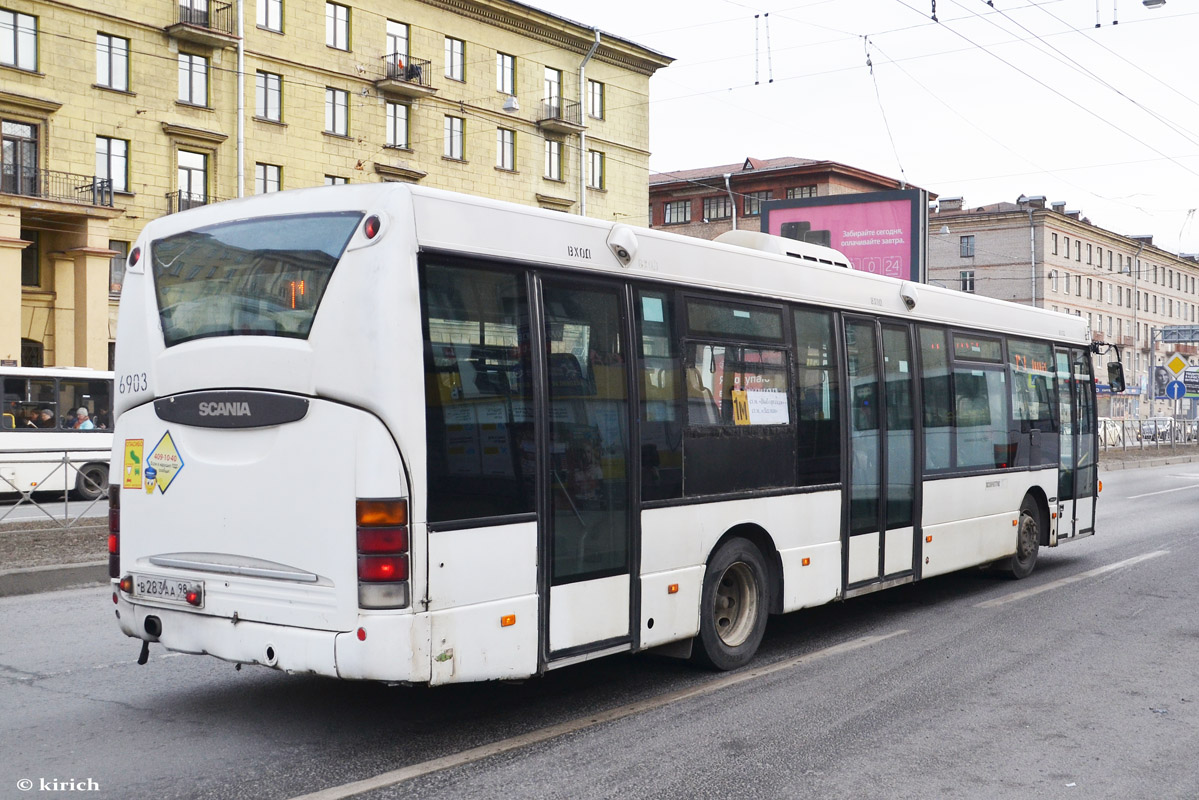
[637,289,683,502]
[794,307,840,486]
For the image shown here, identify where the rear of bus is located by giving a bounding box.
[110,184,431,682]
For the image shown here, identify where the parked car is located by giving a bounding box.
[1098,417,1124,446]
[1139,417,1175,442]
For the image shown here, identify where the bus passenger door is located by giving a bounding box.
[844,318,918,593]
[539,279,635,661]
[1056,347,1096,539]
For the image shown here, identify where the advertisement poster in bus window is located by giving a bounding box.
[762,189,927,283]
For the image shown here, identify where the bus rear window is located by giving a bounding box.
[150,212,363,347]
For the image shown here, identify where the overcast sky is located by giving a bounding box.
[529,0,1199,253]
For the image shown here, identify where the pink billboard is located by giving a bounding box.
[762,189,926,283]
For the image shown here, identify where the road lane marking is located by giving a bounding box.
[975,551,1168,609]
[1128,484,1199,499]
[288,630,909,800]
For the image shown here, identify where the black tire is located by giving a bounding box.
[692,537,769,671]
[1000,496,1040,579]
[75,463,109,501]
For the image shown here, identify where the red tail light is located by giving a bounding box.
[108,486,120,579]
[356,498,409,609]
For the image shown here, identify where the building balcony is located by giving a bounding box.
[537,99,583,134]
[374,55,436,100]
[166,190,226,214]
[166,2,239,49]
[0,168,114,207]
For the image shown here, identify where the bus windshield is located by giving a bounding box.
[150,211,363,346]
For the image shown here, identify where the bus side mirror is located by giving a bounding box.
[1107,362,1126,393]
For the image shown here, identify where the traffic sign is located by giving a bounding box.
[1166,380,1186,400]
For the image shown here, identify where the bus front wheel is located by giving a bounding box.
[692,537,769,671]
[1000,497,1041,580]
[75,463,109,501]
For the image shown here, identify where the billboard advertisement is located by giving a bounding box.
[761,189,927,283]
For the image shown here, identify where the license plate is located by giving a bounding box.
[131,574,203,608]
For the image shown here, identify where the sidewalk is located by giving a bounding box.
[2,445,1197,597]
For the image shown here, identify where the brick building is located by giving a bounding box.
[928,195,1199,418]
[0,0,671,368]
[648,156,911,240]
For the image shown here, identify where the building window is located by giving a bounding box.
[1052,233,1058,255]
[544,139,561,180]
[703,196,731,221]
[95,136,128,193]
[960,270,975,293]
[497,52,515,95]
[1075,240,1081,261]
[496,128,515,171]
[1049,270,1058,293]
[325,87,348,135]
[385,101,408,148]
[0,9,36,71]
[444,37,464,81]
[325,2,349,50]
[20,228,38,286]
[1,120,37,196]
[1087,278,1092,299]
[109,239,128,295]
[444,115,463,160]
[544,67,561,113]
[786,185,816,199]
[178,53,208,106]
[96,33,128,91]
[743,191,771,217]
[254,163,280,193]
[959,235,975,258]
[588,150,604,190]
[386,19,408,66]
[1087,244,1092,265]
[257,0,282,31]
[587,79,604,119]
[664,200,691,225]
[177,150,207,207]
[256,71,282,121]
[324,175,347,185]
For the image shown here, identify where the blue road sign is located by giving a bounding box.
[1166,380,1186,400]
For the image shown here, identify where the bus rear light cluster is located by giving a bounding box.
[356,498,409,610]
[108,486,121,579]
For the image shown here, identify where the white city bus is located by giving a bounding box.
[109,184,1101,683]
[1,366,114,500]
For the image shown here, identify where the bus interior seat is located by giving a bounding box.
[686,366,719,425]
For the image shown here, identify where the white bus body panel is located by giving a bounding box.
[921,469,1055,577]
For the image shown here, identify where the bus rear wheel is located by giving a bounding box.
[75,463,109,501]
[1000,497,1040,579]
[692,537,769,671]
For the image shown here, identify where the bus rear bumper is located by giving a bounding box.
[116,596,431,682]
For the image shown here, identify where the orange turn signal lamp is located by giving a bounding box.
[501,614,516,627]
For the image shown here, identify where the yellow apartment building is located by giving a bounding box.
[0,0,672,368]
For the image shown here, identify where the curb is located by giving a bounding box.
[0,561,108,598]
[1100,453,1199,472]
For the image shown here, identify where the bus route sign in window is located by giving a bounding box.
[150,212,363,347]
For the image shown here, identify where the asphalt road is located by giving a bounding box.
[1,462,1197,800]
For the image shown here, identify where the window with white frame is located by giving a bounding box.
[544,139,561,180]
[96,34,128,91]
[178,53,208,105]
[325,2,349,49]
[257,0,281,31]
[497,52,515,95]
[177,150,207,205]
[444,115,463,159]
[256,71,281,121]
[385,102,408,148]
[664,200,691,225]
[960,235,975,258]
[544,67,561,113]
[255,163,280,194]
[497,128,515,171]
[325,87,348,135]
[703,196,731,220]
[324,175,347,185]
[386,20,407,63]
[960,270,975,293]
[588,150,604,190]
[0,9,36,71]
[1049,270,1058,293]
[743,191,770,217]
[587,79,604,119]
[95,136,128,193]
[786,185,816,199]
[445,37,464,80]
